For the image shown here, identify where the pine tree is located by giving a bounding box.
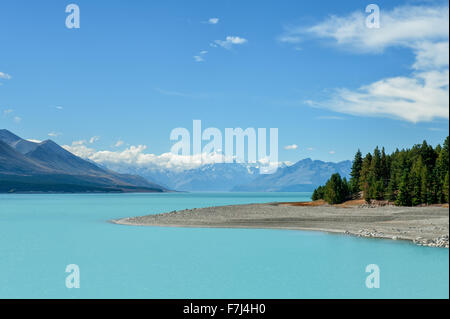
[350,149,363,195]
[359,153,372,202]
[411,158,423,206]
[444,172,449,203]
[312,186,325,201]
[387,175,397,202]
[323,173,348,204]
[380,147,389,187]
[396,172,411,206]
[435,137,449,203]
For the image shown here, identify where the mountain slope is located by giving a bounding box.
[0,140,50,174]
[0,130,166,193]
[0,129,38,154]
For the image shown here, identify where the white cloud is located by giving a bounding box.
[89,136,100,144]
[278,34,302,44]
[307,70,449,123]
[115,140,124,147]
[63,140,284,173]
[413,41,449,70]
[283,5,449,53]
[207,18,219,25]
[63,141,231,172]
[307,147,315,151]
[214,36,248,49]
[72,140,86,146]
[287,4,449,123]
[193,55,204,62]
[284,144,299,150]
[329,150,336,155]
[48,132,62,137]
[0,72,11,80]
[13,116,21,123]
[194,50,207,62]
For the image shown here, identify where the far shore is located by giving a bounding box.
[112,200,449,248]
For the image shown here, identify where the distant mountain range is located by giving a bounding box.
[0,129,166,193]
[1,129,352,193]
[232,158,351,192]
[105,158,351,192]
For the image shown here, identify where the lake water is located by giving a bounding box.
[0,192,448,299]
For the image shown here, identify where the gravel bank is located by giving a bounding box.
[112,203,449,248]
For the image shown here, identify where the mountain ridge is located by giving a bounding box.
[0,129,166,193]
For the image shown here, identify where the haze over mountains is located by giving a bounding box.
[0,129,166,193]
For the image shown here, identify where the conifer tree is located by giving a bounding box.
[396,172,411,206]
[444,172,449,203]
[350,149,363,194]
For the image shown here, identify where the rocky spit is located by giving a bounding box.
[113,203,449,248]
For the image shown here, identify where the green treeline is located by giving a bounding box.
[312,137,449,206]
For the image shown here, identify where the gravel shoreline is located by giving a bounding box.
[112,203,449,248]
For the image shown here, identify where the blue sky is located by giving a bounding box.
[0,0,448,168]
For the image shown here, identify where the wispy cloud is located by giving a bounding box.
[13,116,21,123]
[89,136,100,144]
[280,5,449,53]
[193,50,208,62]
[205,18,219,25]
[287,4,449,123]
[0,72,11,80]
[284,144,299,150]
[329,150,336,155]
[115,140,124,147]
[48,132,62,137]
[214,36,248,49]
[193,55,204,62]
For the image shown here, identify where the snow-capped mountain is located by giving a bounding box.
[103,158,351,192]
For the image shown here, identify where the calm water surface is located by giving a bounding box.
[0,192,448,298]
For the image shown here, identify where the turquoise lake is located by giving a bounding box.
[0,192,448,299]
